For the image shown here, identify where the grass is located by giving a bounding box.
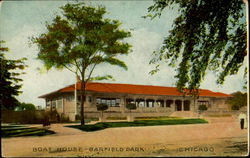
[1,125,26,129]
[1,125,55,138]
[106,117,127,120]
[66,118,208,132]
[135,116,181,120]
[74,118,99,124]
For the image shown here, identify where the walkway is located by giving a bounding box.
[2,118,248,157]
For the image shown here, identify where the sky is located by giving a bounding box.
[0,0,247,108]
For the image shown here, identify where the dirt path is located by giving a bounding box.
[47,123,83,136]
[1,118,248,157]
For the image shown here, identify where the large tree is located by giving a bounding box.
[32,2,131,125]
[146,0,247,93]
[227,91,247,110]
[17,102,36,111]
[0,41,27,110]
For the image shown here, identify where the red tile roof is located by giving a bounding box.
[39,82,231,98]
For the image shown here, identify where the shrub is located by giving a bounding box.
[231,104,240,110]
[96,103,108,121]
[198,105,208,111]
[18,102,36,110]
[96,103,108,111]
[126,103,136,110]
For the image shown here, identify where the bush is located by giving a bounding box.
[96,103,108,111]
[96,103,108,121]
[106,117,127,120]
[231,104,240,110]
[18,102,36,110]
[126,103,136,110]
[198,105,208,111]
[60,114,70,123]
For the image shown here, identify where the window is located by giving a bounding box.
[46,100,51,107]
[115,99,121,106]
[184,100,190,111]
[96,98,121,107]
[146,99,154,108]
[66,95,74,102]
[156,100,164,107]
[198,100,209,106]
[52,100,56,109]
[88,96,92,102]
[101,99,106,104]
[136,99,145,107]
[166,100,173,108]
[57,98,63,109]
[111,99,116,107]
[96,98,101,104]
[106,99,111,106]
[126,98,134,105]
[198,100,210,109]
[175,100,182,111]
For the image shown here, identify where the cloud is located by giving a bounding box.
[6,25,75,106]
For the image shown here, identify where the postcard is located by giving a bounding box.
[1,0,249,157]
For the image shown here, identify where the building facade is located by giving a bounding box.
[39,82,231,121]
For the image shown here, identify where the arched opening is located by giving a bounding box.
[175,100,182,111]
[156,100,164,107]
[184,100,190,111]
[135,98,145,107]
[146,99,155,108]
[166,100,174,108]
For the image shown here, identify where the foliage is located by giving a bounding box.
[17,102,36,110]
[126,103,137,110]
[135,116,180,120]
[198,105,208,111]
[226,91,247,110]
[96,103,108,121]
[146,0,247,92]
[32,2,131,125]
[2,126,55,138]
[96,103,109,111]
[0,41,27,110]
[66,118,208,132]
[126,103,137,121]
[106,116,127,120]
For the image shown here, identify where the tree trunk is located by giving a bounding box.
[193,95,198,118]
[80,80,86,126]
[101,111,103,121]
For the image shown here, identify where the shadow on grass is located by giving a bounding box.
[1,125,55,138]
[66,118,208,132]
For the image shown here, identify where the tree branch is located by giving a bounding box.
[61,63,76,73]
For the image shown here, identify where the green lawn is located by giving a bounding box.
[135,116,181,120]
[1,125,55,138]
[66,118,208,132]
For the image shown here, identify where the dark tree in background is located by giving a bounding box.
[18,102,36,111]
[32,2,131,125]
[227,91,247,110]
[0,41,27,110]
[147,0,247,93]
